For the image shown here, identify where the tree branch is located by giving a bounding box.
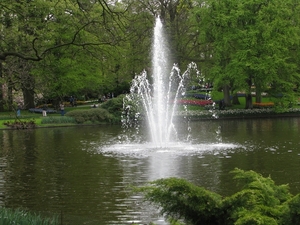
[0,20,115,62]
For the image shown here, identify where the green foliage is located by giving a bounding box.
[284,194,300,224]
[211,90,224,101]
[0,0,135,109]
[41,116,76,124]
[3,119,36,129]
[100,95,125,118]
[135,168,300,225]
[65,108,113,124]
[0,207,58,225]
[135,177,223,225]
[195,0,300,109]
[222,169,291,224]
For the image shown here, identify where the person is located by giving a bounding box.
[219,99,225,110]
[17,103,22,117]
[70,96,74,107]
[42,104,47,117]
[60,102,65,116]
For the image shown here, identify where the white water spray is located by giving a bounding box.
[122,17,199,147]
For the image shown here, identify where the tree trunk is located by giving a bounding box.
[21,72,35,109]
[245,77,253,109]
[255,85,262,103]
[232,93,240,105]
[223,84,231,106]
[245,94,253,109]
[22,88,35,109]
[0,62,4,111]
[7,79,13,111]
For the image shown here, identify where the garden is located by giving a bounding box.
[1,92,300,129]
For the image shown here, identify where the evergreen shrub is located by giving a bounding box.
[41,116,76,124]
[135,168,300,225]
[65,108,113,124]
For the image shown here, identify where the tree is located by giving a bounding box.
[135,168,300,225]
[2,58,35,109]
[194,0,300,109]
[0,0,127,110]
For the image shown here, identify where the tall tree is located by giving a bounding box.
[195,0,300,109]
[0,0,127,109]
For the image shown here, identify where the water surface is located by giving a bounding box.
[0,117,300,224]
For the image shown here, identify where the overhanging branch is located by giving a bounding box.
[0,21,115,62]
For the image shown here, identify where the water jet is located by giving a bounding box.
[122,17,198,147]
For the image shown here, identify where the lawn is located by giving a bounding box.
[0,102,101,129]
[0,96,299,129]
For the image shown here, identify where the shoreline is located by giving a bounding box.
[1,111,300,130]
[186,112,300,121]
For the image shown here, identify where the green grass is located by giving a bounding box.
[0,104,94,128]
[0,207,59,225]
[0,96,299,129]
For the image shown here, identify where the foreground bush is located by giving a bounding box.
[65,108,114,124]
[135,168,300,225]
[0,207,58,225]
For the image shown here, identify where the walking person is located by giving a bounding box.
[42,104,47,117]
[70,96,74,107]
[60,102,65,116]
[17,103,22,117]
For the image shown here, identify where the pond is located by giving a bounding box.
[0,117,300,225]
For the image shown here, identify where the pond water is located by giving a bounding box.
[0,117,300,225]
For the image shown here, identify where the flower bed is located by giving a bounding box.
[29,108,57,114]
[177,108,300,119]
[193,94,211,100]
[253,102,274,108]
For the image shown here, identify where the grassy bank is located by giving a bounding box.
[1,94,300,129]
[0,207,59,225]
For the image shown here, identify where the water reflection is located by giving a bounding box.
[0,118,299,224]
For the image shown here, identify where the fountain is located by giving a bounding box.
[122,17,198,147]
[104,17,238,157]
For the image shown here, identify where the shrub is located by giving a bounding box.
[284,194,300,224]
[100,95,125,117]
[65,108,113,124]
[4,119,36,129]
[41,116,76,124]
[135,168,299,225]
